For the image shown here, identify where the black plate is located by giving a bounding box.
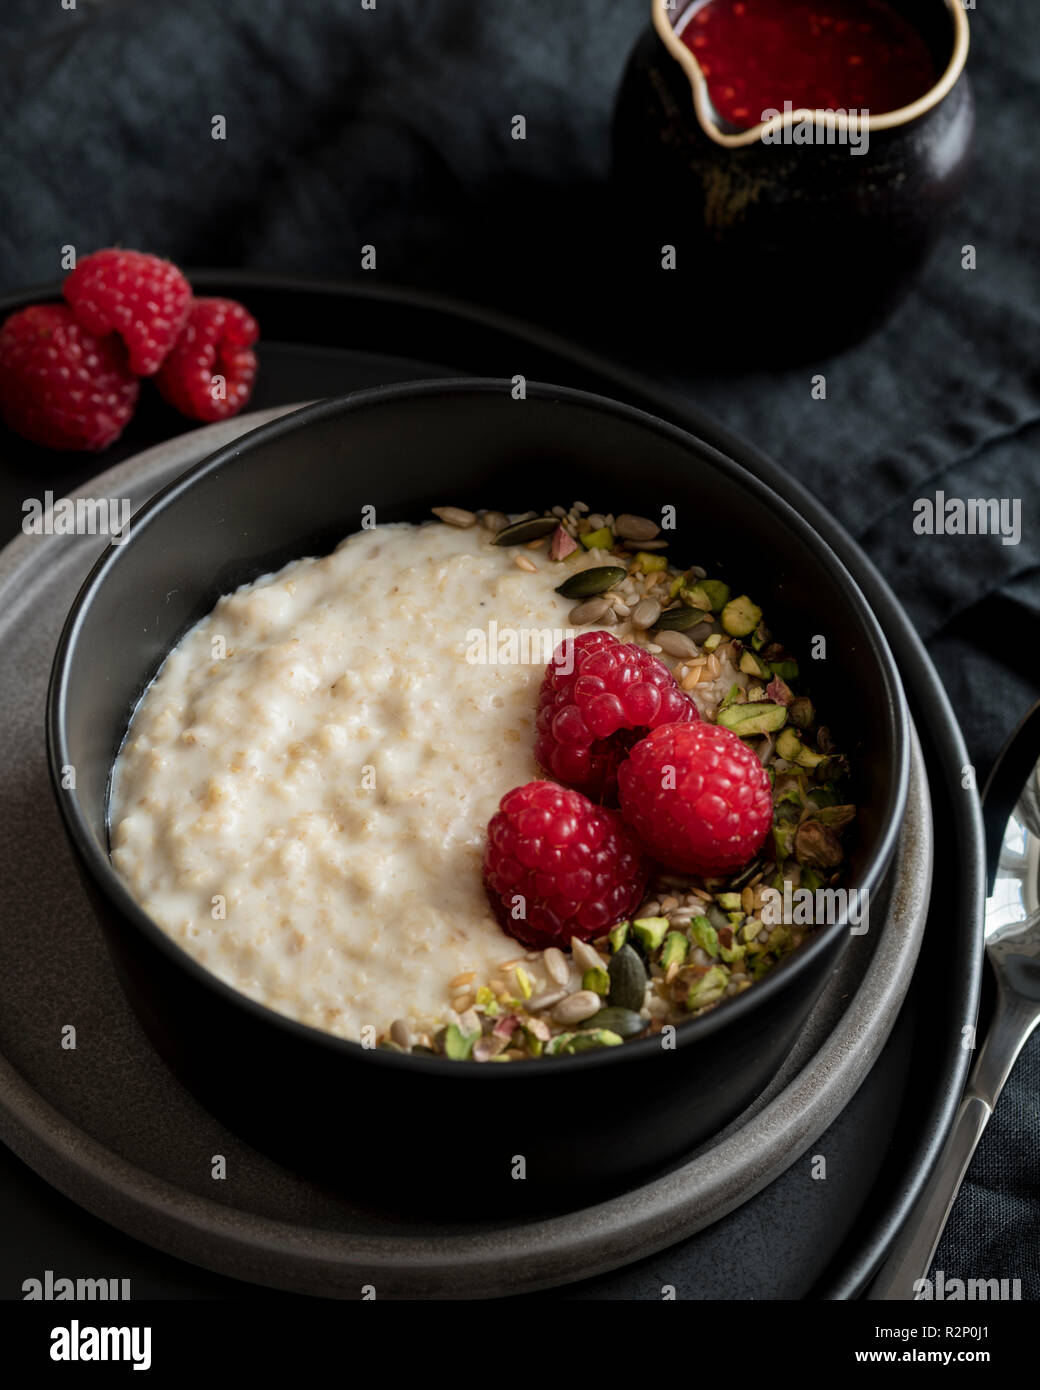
[0,273,985,1298]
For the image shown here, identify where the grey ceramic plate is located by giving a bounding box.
[0,409,932,1298]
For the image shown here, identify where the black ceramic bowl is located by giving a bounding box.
[47,380,908,1213]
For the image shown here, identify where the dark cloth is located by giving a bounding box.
[0,0,1037,1293]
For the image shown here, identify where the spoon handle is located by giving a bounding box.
[869,993,1039,1300]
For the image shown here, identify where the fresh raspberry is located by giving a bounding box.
[63,249,192,376]
[535,629,699,803]
[0,304,139,452]
[154,297,259,422]
[483,780,649,949]
[618,722,773,877]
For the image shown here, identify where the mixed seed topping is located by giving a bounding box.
[377,503,857,1062]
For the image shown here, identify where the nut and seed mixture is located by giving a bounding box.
[378,502,857,1062]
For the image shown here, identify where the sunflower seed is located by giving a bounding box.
[432,506,477,527]
[552,990,602,1025]
[655,629,699,659]
[631,597,662,629]
[390,1018,413,1049]
[615,514,661,542]
[526,987,568,1012]
[567,596,612,625]
[481,510,509,533]
[493,516,558,546]
[571,936,606,972]
[555,565,627,599]
[543,947,570,985]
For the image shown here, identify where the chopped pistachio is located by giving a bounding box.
[691,579,730,611]
[443,1024,480,1060]
[582,967,611,996]
[580,526,613,550]
[717,892,742,911]
[686,965,729,1010]
[514,966,533,999]
[716,701,788,736]
[608,920,630,953]
[766,925,792,954]
[739,649,771,680]
[702,633,724,653]
[788,695,815,728]
[562,1028,624,1052]
[661,931,690,969]
[632,916,669,951]
[721,595,762,637]
[690,915,720,957]
[767,658,799,681]
[634,551,668,572]
[776,726,829,768]
[720,941,746,964]
[718,681,742,712]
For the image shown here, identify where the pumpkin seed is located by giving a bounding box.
[654,605,705,632]
[555,565,627,599]
[579,1007,647,1039]
[493,515,558,546]
[560,1028,624,1053]
[607,943,647,1011]
[615,513,660,542]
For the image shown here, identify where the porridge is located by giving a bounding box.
[109,503,856,1060]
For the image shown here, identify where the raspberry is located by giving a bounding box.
[155,297,259,422]
[618,722,773,877]
[64,249,192,376]
[535,629,699,803]
[482,780,649,949]
[0,304,139,452]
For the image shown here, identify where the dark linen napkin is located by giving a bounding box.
[0,0,1036,1294]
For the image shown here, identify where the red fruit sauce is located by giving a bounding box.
[676,0,937,128]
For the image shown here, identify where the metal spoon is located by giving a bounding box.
[870,707,1040,1299]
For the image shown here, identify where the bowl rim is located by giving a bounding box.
[46,376,910,1078]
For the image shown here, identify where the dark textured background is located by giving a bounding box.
[0,0,1036,1297]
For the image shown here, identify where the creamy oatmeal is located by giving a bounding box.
[109,518,738,1044]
